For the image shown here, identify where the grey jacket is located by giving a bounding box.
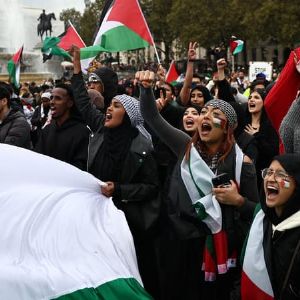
[280,97,300,153]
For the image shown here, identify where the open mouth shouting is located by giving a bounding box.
[201,122,212,135]
[185,118,195,128]
[105,113,112,122]
[266,184,279,200]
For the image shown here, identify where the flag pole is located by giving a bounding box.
[231,54,235,72]
[152,43,161,65]
[68,20,86,47]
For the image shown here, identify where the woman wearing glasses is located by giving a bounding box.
[242,154,300,300]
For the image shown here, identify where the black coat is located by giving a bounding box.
[71,72,160,235]
[71,72,161,298]
[34,117,89,171]
[0,109,31,149]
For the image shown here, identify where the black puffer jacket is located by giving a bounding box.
[0,109,31,149]
[34,117,89,171]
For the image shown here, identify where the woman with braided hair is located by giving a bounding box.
[137,69,259,300]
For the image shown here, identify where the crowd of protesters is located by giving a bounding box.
[0,42,299,300]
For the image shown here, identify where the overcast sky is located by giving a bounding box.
[22,0,87,13]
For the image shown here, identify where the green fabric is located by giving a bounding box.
[7,60,17,87]
[52,278,152,300]
[194,202,208,220]
[240,203,262,265]
[80,26,149,60]
[42,37,72,60]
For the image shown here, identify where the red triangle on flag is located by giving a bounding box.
[166,61,179,84]
[12,46,23,64]
[107,0,154,45]
[58,24,86,51]
[230,40,237,54]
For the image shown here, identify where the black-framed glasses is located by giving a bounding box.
[261,168,291,181]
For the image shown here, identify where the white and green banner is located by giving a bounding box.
[0,144,151,300]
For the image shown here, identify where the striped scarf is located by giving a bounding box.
[181,144,243,281]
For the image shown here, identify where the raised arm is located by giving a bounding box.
[137,70,191,158]
[179,42,197,106]
[70,45,105,132]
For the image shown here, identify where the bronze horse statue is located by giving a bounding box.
[37,13,56,40]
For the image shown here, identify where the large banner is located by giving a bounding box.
[0,145,150,299]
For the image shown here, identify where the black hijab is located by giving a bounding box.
[91,113,138,182]
[261,153,300,225]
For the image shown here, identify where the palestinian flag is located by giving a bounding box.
[41,37,72,62]
[0,144,152,300]
[264,47,300,153]
[58,21,86,51]
[180,144,243,281]
[80,0,155,70]
[165,60,180,85]
[230,39,244,55]
[241,208,274,300]
[7,45,23,88]
[42,23,85,62]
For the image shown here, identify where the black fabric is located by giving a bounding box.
[90,114,138,182]
[259,154,300,299]
[261,154,300,225]
[34,117,89,170]
[0,109,31,149]
[93,67,118,109]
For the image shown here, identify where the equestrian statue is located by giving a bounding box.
[37,9,56,40]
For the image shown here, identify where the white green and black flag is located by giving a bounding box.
[7,45,23,88]
[80,0,155,71]
[0,144,152,300]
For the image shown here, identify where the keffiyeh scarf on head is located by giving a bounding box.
[114,95,152,143]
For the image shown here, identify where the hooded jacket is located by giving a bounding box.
[0,109,31,149]
[93,67,118,109]
[261,154,300,299]
[35,117,89,171]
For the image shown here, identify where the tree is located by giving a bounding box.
[141,0,178,63]
[59,8,82,32]
[79,0,105,45]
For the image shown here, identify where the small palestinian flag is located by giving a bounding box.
[42,22,85,62]
[165,60,180,86]
[41,37,72,62]
[7,45,23,88]
[230,39,244,55]
[80,0,155,70]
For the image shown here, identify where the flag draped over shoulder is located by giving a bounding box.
[0,144,152,300]
[80,0,154,69]
[264,47,300,144]
[230,39,244,55]
[7,45,23,88]
[241,209,274,300]
[165,60,180,86]
[180,144,243,281]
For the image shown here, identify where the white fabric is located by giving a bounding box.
[0,144,141,300]
[243,210,274,297]
[181,144,244,234]
[272,210,300,233]
[181,145,222,234]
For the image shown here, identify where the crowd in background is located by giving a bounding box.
[0,43,299,300]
